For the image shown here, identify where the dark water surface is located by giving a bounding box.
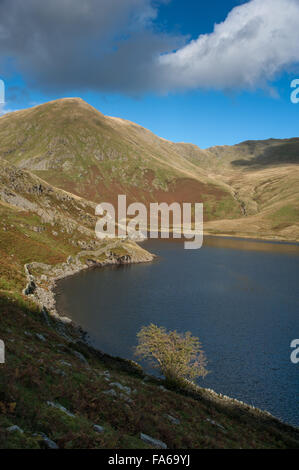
[56,237,299,427]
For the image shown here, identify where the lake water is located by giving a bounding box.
[56,237,299,427]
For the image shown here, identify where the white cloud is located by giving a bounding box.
[0,104,17,115]
[0,0,298,95]
[158,0,299,91]
[0,0,177,94]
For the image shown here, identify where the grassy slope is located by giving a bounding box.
[0,158,152,294]
[1,293,299,450]
[0,99,298,241]
[0,101,298,449]
[0,98,241,221]
[178,139,299,241]
[0,161,298,449]
[0,98,299,448]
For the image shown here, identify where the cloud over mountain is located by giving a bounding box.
[158,0,299,92]
[0,0,298,95]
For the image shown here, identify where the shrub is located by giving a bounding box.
[135,324,208,387]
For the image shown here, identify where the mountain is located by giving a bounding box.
[0,155,298,449]
[0,157,153,297]
[0,101,299,449]
[0,98,241,221]
[0,98,298,241]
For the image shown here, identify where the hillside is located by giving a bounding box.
[0,160,297,448]
[1,291,299,449]
[0,105,298,449]
[0,98,242,222]
[0,98,298,241]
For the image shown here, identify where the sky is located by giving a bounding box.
[0,0,299,148]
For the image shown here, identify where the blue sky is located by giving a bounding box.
[1,0,299,148]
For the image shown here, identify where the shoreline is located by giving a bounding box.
[23,239,155,324]
[21,236,299,431]
[204,232,299,245]
[144,231,299,246]
[23,232,299,330]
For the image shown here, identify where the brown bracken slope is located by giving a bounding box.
[0,98,298,241]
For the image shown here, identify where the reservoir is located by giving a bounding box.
[56,237,299,427]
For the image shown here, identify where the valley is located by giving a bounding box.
[0,98,298,242]
[0,99,298,449]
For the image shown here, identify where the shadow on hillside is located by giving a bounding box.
[1,292,299,449]
[231,140,299,168]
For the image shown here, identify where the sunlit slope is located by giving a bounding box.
[200,141,299,240]
[0,98,298,240]
[0,158,152,294]
[0,98,240,221]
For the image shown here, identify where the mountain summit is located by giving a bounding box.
[0,98,298,240]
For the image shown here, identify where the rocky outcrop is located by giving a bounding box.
[140,433,167,449]
[23,239,154,326]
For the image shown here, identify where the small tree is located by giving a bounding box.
[135,324,208,387]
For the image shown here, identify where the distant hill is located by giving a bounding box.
[0,98,298,241]
[0,98,240,222]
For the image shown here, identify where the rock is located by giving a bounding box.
[72,350,89,365]
[103,389,117,398]
[46,401,75,418]
[32,226,45,233]
[120,393,134,404]
[97,370,111,379]
[59,360,72,367]
[41,307,51,326]
[165,414,180,425]
[93,424,105,433]
[206,418,226,432]
[53,369,66,377]
[110,382,131,395]
[35,433,59,449]
[67,256,74,264]
[140,433,167,449]
[159,385,167,392]
[59,316,72,325]
[24,280,36,295]
[24,331,33,337]
[7,425,24,434]
[36,333,46,342]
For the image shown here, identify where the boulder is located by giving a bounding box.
[36,333,46,342]
[7,425,24,434]
[165,414,180,425]
[72,350,89,365]
[140,433,167,449]
[103,389,117,398]
[110,382,131,395]
[46,401,75,418]
[93,424,105,433]
[35,433,59,449]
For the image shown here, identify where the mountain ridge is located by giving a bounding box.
[0,98,298,241]
[0,100,299,450]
